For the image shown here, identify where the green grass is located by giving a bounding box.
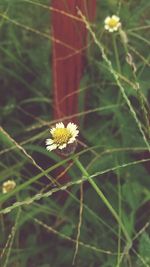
[0,0,150,266]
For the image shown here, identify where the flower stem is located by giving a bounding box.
[74,156,132,247]
[112,34,121,74]
[112,33,122,108]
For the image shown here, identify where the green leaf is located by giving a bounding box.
[138,232,150,265]
[122,181,144,210]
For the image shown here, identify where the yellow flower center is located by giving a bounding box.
[52,128,72,144]
[108,18,118,28]
[3,181,16,193]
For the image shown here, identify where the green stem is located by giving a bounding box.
[116,174,121,267]
[137,89,150,139]
[112,34,121,74]
[74,156,132,247]
[111,34,122,128]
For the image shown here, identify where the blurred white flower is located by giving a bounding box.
[2,180,16,194]
[104,15,121,32]
[46,122,79,151]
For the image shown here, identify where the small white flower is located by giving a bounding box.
[46,122,79,151]
[104,15,121,32]
[2,180,16,194]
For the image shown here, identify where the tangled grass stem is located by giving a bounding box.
[73,156,132,248]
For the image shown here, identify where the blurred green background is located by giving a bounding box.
[0,0,150,266]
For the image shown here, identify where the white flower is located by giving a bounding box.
[46,122,79,151]
[104,15,121,32]
[2,180,16,194]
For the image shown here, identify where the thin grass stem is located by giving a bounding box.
[74,156,132,248]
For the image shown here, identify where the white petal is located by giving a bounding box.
[67,123,78,136]
[72,130,79,137]
[68,137,76,144]
[58,143,67,149]
[112,15,120,21]
[67,122,77,130]
[56,122,64,128]
[108,28,114,32]
[104,25,110,31]
[104,17,111,24]
[46,139,53,145]
[50,127,56,135]
[113,27,118,31]
[46,144,57,151]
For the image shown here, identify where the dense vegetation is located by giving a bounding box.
[0,0,150,266]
